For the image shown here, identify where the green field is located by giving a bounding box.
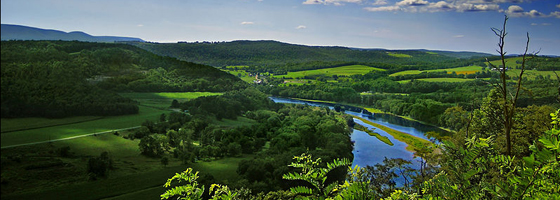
[1,92,223,148]
[1,116,102,133]
[397,78,476,83]
[387,52,412,58]
[222,66,269,83]
[487,57,523,69]
[390,65,484,76]
[0,105,170,147]
[273,65,385,79]
[486,57,557,79]
[119,92,223,109]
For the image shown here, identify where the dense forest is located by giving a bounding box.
[127,40,492,68]
[0,41,246,118]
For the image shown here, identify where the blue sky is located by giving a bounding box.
[2,0,559,55]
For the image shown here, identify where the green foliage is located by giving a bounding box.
[161,168,205,200]
[282,153,351,199]
[421,109,560,199]
[161,168,241,200]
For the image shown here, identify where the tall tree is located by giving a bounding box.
[486,15,534,155]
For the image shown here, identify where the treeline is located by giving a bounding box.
[525,56,560,71]
[1,41,245,118]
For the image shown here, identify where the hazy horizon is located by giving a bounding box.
[2,0,559,55]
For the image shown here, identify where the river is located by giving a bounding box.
[270,97,449,170]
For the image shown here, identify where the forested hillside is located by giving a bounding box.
[128,40,490,68]
[1,41,246,118]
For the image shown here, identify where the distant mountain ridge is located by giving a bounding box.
[1,24,144,42]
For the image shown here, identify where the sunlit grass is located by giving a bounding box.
[390,65,484,76]
[1,106,170,147]
[273,65,385,79]
[387,52,412,58]
[397,78,475,83]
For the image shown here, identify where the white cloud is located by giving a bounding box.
[365,0,500,13]
[364,5,401,12]
[541,23,551,26]
[557,4,560,9]
[396,0,428,6]
[296,25,307,29]
[530,23,538,26]
[240,21,255,25]
[453,35,465,38]
[505,5,544,17]
[371,0,388,6]
[302,0,364,5]
[428,1,453,10]
[137,24,144,27]
[550,11,560,18]
[303,0,323,4]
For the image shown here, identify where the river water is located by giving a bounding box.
[270,97,448,170]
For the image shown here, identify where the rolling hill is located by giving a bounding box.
[128,40,492,67]
[1,24,144,42]
[1,40,245,118]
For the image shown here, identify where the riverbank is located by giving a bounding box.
[353,116,433,152]
[354,124,394,146]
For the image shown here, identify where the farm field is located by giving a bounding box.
[506,69,557,80]
[0,105,170,148]
[119,92,223,109]
[397,78,476,83]
[273,65,385,79]
[387,52,412,58]
[486,57,523,69]
[1,92,222,148]
[222,66,269,83]
[1,116,102,133]
[390,65,484,76]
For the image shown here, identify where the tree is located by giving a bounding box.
[486,15,534,155]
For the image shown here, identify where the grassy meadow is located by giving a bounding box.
[390,65,484,76]
[387,52,412,58]
[119,92,223,109]
[397,78,477,83]
[2,92,224,147]
[222,66,262,83]
[273,65,385,79]
[1,106,169,148]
